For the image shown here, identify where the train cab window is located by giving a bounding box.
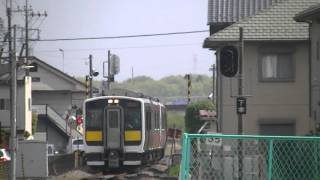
[109,111,119,128]
[85,100,106,129]
[125,109,141,130]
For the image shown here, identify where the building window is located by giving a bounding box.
[259,119,295,136]
[0,99,10,110]
[32,77,40,82]
[260,53,294,82]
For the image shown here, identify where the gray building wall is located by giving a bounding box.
[30,61,86,116]
[311,22,320,127]
[220,42,311,135]
[36,115,69,152]
[33,91,71,117]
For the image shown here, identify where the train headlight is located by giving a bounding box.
[114,99,119,104]
[108,99,113,104]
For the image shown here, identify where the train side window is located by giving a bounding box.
[146,111,151,130]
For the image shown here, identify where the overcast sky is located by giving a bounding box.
[1,0,215,81]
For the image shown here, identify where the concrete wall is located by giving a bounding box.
[220,42,311,135]
[16,140,48,178]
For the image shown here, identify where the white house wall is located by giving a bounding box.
[0,81,32,134]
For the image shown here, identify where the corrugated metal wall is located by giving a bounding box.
[208,0,285,24]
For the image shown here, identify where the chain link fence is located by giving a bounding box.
[0,162,9,179]
[180,134,320,180]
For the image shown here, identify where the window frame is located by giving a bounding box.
[258,52,295,82]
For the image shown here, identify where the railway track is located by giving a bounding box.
[50,162,178,180]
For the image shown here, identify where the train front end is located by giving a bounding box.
[84,96,144,169]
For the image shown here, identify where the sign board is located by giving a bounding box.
[205,132,222,146]
[199,110,216,121]
[236,97,247,114]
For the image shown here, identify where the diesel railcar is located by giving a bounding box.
[84,90,167,169]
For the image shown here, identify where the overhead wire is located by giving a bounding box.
[34,42,203,53]
[31,30,209,42]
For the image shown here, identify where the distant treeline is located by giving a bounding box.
[79,74,213,103]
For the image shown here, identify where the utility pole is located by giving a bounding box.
[8,0,17,177]
[89,54,93,98]
[107,50,111,91]
[238,27,244,180]
[25,0,29,76]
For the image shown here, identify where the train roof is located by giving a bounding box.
[102,88,160,102]
[85,89,164,105]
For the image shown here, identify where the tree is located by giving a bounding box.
[185,100,214,133]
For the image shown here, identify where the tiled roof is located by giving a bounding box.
[295,3,320,21]
[204,0,320,47]
[208,0,285,24]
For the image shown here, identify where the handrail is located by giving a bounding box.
[32,105,82,138]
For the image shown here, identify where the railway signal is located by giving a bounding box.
[220,46,238,77]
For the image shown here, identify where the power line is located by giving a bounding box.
[31,30,209,42]
[34,42,203,53]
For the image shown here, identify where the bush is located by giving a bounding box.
[184,100,214,133]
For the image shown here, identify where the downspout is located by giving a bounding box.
[308,23,314,134]
[216,48,223,132]
[308,23,312,120]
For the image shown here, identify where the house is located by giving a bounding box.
[295,3,320,133]
[29,56,87,152]
[204,0,320,135]
[0,72,32,138]
[207,0,285,34]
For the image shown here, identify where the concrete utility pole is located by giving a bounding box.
[8,0,17,178]
[107,50,111,91]
[238,27,244,180]
[25,0,29,76]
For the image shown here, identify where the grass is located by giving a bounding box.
[167,111,185,130]
[168,164,180,177]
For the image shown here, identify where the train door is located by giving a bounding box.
[104,107,123,168]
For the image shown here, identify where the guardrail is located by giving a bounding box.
[180,133,320,180]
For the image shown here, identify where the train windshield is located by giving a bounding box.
[124,101,141,131]
[85,99,106,129]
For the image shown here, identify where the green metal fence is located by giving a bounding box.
[180,133,320,180]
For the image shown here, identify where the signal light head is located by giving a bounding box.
[220,46,238,77]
